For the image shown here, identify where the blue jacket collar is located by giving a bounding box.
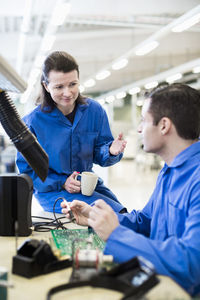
[43,100,88,115]
[42,100,89,128]
[166,140,200,169]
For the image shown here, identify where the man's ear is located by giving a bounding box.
[159,117,171,135]
[42,81,49,93]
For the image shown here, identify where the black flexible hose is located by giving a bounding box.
[0,90,48,181]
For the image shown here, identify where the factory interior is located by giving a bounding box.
[0,1,200,299]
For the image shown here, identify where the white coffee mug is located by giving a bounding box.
[76,172,98,196]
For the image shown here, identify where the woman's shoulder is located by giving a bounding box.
[23,105,43,123]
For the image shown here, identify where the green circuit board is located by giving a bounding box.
[51,228,105,257]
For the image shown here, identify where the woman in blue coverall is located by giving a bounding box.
[16,51,127,213]
[62,83,200,297]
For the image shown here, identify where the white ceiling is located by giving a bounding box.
[0,0,200,101]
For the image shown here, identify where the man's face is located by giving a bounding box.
[137,98,163,154]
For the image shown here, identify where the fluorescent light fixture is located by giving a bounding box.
[79,84,85,93]
[112,58,128,70]
[144,81,158,89]
[96,70,111,80]
[28,68,41,85]
[41,35,56,52]
[84,79,96,88]
[116,91,126,99]
[129,87,141,95]
[166,73,182,83]
[135,41,159,56]
[51,2,71,26]
[95,58,200,103]
[192,66,200,73]
[34,55,46,68]
[172,12,200,32]
[106,95,115,103]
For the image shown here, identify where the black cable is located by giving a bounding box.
[32,215,54,221]
[32,197,72,232]
[32,217,72,232]
[53,197,71,230]
[47,281,92,300]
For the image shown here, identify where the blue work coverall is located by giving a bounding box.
[104,141,200,296]
[16,98,125,213]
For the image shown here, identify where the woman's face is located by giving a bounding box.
[43,69,80,114]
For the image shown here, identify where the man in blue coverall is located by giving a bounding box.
[62,83,200,297]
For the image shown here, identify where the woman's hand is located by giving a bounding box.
[61,200,92,226]
[109,133,127,155]
[63,171,81,193]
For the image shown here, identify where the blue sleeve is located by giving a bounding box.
[93,108,123,167]
[117,211,151,236]
[116,192,153,235]
[16,151,67,192]
[16,121,67,192]
[104,184,200,296]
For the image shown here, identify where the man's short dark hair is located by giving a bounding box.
[146,83,200,140]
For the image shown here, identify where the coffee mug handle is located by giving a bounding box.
[75,173,82,181]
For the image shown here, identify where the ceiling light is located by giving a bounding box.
[135,41,159,56]
[96,70,111,80]
[106,95,115,103]
[144,81,158,89]
[51,3,71,26]
[192,66,200,73]
[116,91,126,99]
[172,12,200,32]
[96,58,200,102]
[41,35,56,52]
[34,55,46,68]
[166,73,182,83]
[129,87,141,95]
[84,79,96,88]
[112,58,128,70]
[28,68,41,85]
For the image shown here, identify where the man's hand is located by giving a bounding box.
[61,200,92,226]
[109,133,127,155]
[88,200,119,241]
[63,171,81,193]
